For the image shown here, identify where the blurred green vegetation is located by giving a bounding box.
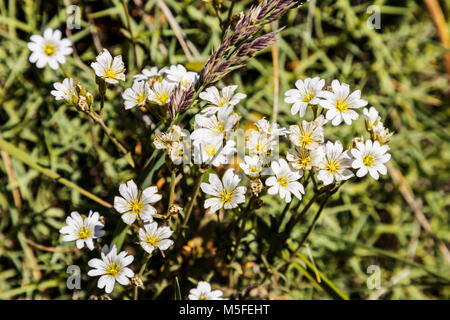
[0,0,449,300]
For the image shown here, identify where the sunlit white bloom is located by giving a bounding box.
[266,159,304,203]
[363,107,380,127]
[200,169,246,213]
[189,281,223,300]
[114,180,162,225]
[28,28,72,70]
[122,80,150,110]
[239,155,263,178]
[287,146,324,172]
[88,244,134,294]
[289,119,324,150]
[200,85,246,115]
[190,105,238,141]
[154,125,187,164]
[134,66,166,82]
[255,118,289,137]
[246,130,276,164]
[59,210,104,250]
[147,79,175,106]
[372,124,394,145]
[139,222,173,254]
[351,140,391,180]
[51,78,76,103]
[165,64,198,88]
[317,141,354,185]
[91,48,126,84]
[320,80,368,126]
[284,77,326,117]
[193,137,236,167]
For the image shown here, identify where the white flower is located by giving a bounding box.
[134,66,166,82]
[59,210,104,250]
[189,281,223,300]
[351,139,391,180]
[200,85,246,115]
[255,118,289,137]
[317,141,354,185]
[200,168,246,213]
[266,159,304,203]
[51,78,76,103]
[139,222,174,254]
[190,105,238,142]
[28,28,72,70]
[239,155,263,178]
[122,80,150,110]
[153,125,187,164]
[320,80,368,126]
[88,244,134,294]
[114,180,162,225]
[147,79,175,106]
[288,119,324,150]
[246,130,276,164]
[193,137,236,167]
[284,77,326,117]
[165,64,198,88]
[287,146,324,172]
[363,106,380,127]
[373,124,394,145]
[91,48,126,84]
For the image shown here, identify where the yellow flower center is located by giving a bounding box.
[325,159,341,174]
[335,99,349,113]
[249,166,260,173]
[277,176,289,187]
[298,131,314,149]
[106,263,121,277]
[104,68,118,79]
[214,123,225,135]
[298,155,312,169]
[303,90,315,103]
[157,93,170,104]
[219,189,234,204]
[198,295,208,300]
[205,145,217,157]
[136,94,146,104]
[43,43,56,56]
[362,154,375,167]
[129,199,144,214]
[217,97,230,107]
[145,234,160,247]
[77,226,91,240]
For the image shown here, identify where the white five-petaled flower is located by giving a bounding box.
[114,180,162,225]
[351,139,391,180]
[147,79,175,106]
[287,146,324,172]
[165,64,198,88]
[88,244,134,294]
[363,107,394,145]
[320,80,368,126]
[91,48,126,84]
[246,130,277,164]
[255,118,289,137]
[59,210,105,250]
[134,66,166,82]
[28,28,72,70]
[122,80,150,110]
[363,106,380,127]
[200,85,246,115]
[200,168,247,213]
[193,137,236,167]
[190,105,238,142]
[266,159,305,203]
[317,141,354,186]
[189,281,224,300]
[139,222,174,254]
[284,77,326,117]
[239,155,263,178]
[288,119,324,150]
[51,78,76,103]
[153,125,187,164]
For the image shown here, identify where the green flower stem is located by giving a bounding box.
[134,253,152,300]
[230,196,254,263]
[0,137,112,208]
[88,111,135,168]
[166,168,177,217]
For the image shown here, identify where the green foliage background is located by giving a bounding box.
[0,0,449,299]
